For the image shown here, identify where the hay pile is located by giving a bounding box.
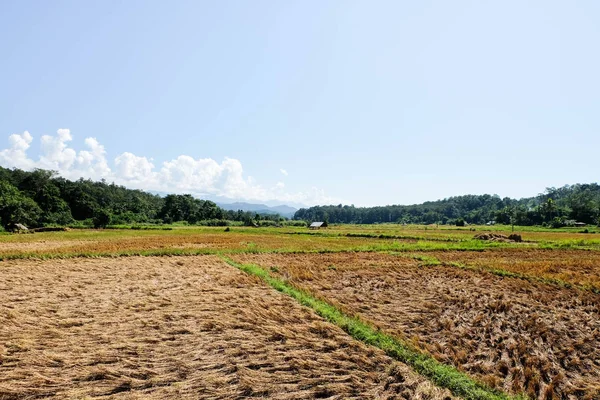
[474,233,522,242]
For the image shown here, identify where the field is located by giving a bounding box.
[1,224,599,399]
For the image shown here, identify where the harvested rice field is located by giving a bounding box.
[0,255,454,399]
[2,226,600,399]
[230,252,600,399]
[430,248,600,290]
[0,229,401,258]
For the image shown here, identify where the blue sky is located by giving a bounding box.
[1,1,599,206]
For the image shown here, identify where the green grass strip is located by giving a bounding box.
[222,256,523,400]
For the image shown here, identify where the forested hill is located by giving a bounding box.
[0,167,285,229]
[2,165,599,229]
[294,184,600,227]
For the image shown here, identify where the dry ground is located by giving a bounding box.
[231,252,600,399]
[0,255,454,400]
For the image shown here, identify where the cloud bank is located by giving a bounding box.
[0,129,337,206]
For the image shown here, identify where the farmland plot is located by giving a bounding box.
[231,252,600,399]
[0,255,453,399]
[0,229,394,258]
[430,248,600,290]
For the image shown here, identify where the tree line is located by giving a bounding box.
[0,167,288,229]
[294,184,600,227]
[2,166,599,229]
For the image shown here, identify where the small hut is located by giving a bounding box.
[309,221,328,230]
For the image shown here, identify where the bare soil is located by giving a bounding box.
[0,255,453,399]
[231,252,600,399]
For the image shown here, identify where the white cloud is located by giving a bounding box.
[0,129,340,205]
[38,128,77,172]
[0,131,35,170]
[114,152,155,181]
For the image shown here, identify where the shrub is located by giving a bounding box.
[258,220,279,227]
[282,220,308,227]
[93,209,112,228]
[196,219,243,227]
[548,217,566,228]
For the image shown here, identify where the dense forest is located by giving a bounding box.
[294,184,600,227]
[1,166,599,229]
[0,167,289,229]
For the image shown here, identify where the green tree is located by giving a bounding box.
[93,208,112,228]
[538,198,557,223]
[0,181,42,228]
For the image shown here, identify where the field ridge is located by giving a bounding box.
[222,256,524,400]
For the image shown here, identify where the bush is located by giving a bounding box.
[171,221,190,226]
[283,220,308,227]
[196,219,243,227]
[258,220,279,227]
[93,209,112,228]
[68,219,94,228]
[546,217,566,228]
[130,225,173,230]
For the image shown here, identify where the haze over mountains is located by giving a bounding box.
[216,202,297,218]
[148,191,300,218]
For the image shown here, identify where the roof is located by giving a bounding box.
[309,222,325,228]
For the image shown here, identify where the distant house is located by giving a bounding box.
[309,221,328,230]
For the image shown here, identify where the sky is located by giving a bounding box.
[1,1,599,207]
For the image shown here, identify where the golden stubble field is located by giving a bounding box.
[430,248,600,290]
[1,225,600,399]
[230,252,600,399]
[0,229,397,258]
[0,255,454,400]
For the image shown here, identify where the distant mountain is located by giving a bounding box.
[216,202,297,218]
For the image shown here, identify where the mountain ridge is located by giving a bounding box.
[216,202,297,218]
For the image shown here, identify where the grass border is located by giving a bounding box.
[222,256,524,400]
